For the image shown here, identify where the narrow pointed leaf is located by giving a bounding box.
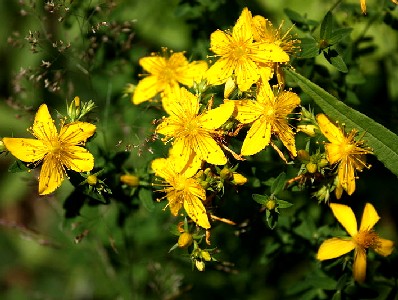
[286,68,398,177]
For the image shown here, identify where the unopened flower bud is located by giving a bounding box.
[201,251,211,261]
[220,168,233,180]
[232,172,247,185]
[297,124,317,137]
[195,260,205,271]
[306,162,318,174]
[178,232,193,248]
[297,150,310,162]
[120,174,140,187]
[318,158,329,168]
[265,199,276,210]
[87,175,98,186]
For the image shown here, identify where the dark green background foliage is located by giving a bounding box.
[1,0,398,299]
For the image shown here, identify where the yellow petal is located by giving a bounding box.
[252,43,289,64]
[234,56,260,91]
[234,100,263,124]
[330,203,358,237]
[31,104,58,142]
[139,55,166,75]
[241,119,271,156]
[170,138,194,169]
[155,116,180,137]
[162,87,199,118]
[374,238,394,257]
[353,248,367,283]
[359,203,380,231]
[316,114,345,145]
[232,7,253,43]
[132,75,160,105]
[151,158,169,179]
[317,238,356,260]
[177,60,208,87]
[210,30,232,56]
[200,101,235,130]
[59,122,96,145]
[195,134,227,165]
[3,138,47,162]
[360,0,367,14]
[338,158,356,195]
[325,143,343,164]
[277,91,301,111]
[61,146,94,172]
[38,155,65,195]
[184,195,210,229]
[273,120,297,156]
[206,57,235,86]
[167,190,184,216]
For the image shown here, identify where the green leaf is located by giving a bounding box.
[276,199,293,209]
[324,50,348,73]
[252,193,269,205]
[271,172,286,195]
[298,38,320,58]
[138,188,155,211]
[328,28,353,45]
[265,210,278,229]
[8,160,30,173]
[285,68,398,177]
[320,11,333,40]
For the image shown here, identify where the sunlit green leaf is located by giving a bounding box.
[271,172,286,195]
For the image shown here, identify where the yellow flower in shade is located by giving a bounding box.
[152,157,210,229]
[360,0,397,14]
[3,104,96,195]
[317,203,394,283]
[132,50,208,105]
[233,82,300,156]
[206,7,289,92]
[156,87,235,168]
[316,114,372,199]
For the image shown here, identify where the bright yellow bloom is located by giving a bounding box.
[152,157,210,229]
[156,87,235,168]
[317,203,394,283]
[316,114,372,199]
[132,50,208,105]
[3,104,96,195]
[251,16,299,83]
[233,82,300,156]
[206,7,289,92]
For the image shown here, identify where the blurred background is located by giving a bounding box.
[1,0,398,299]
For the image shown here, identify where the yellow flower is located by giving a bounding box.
[317,203,394,283]
[316,114,372,199]
[156,87,235,168]
[206,7,289,92]
[233,82,300,156]
[152,157,210,229]
[3,104,96,195]
[251,16,299,83]
[360,0,397,14]
[132,50,208,105]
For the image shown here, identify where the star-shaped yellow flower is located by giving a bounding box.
[156,87,235,168]
[152,157,210,229]
[317,203,394,283]
[233,82,300,156]
[316,114,372,199]
[3,104,96,195]
[206,7,289,92]
[132,50,208,105]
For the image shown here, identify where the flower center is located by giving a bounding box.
[354,230,380,249]
[174,176,187,192]
[231,43,247,61]
[159,66,176,83]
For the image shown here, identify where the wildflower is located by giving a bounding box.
[360,0,397,14]
[3,104,96,195]
[316,114,372,199]
[156,87,235,168]
[132,50,208,105]
[151,157,210,229]
[178,232,194,248]
[233,82,300,156]
[317,203,394,283]
[206,7,289,92]
[251,15,299,83]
